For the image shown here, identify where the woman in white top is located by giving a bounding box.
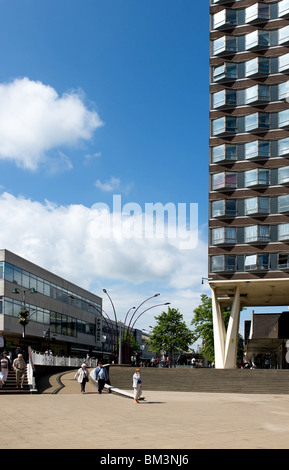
[74,363,90,393]
[132,368,142,404]
[0,352,10,388]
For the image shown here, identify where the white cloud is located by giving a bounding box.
[94,177,133,195]
[0,192,208,328]
[0,77,103,170]
[95,176,121,192]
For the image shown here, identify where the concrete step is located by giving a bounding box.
[108,366,289,394]
[0,368,30,394]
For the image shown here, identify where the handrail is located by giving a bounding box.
[27,346,37,391]
[30,350,99,368]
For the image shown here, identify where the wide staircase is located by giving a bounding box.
[108,366,289,394]
[0,367,30,394]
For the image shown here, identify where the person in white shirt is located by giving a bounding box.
[132,368,142,404]
[74,363,90,393]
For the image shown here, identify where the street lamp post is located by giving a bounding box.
[12,287,37,338]
[102,290,169,365]
[103,289,121,364]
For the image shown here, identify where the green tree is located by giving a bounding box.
[149,307,194,367]
[191,294,244,364]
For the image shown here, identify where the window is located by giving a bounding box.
[279,110,289,129]
[278,253,289,268]
[279,137,289,156]
[244,225,270,243]
[212,144,237,163]
[211,255,236,272]
[245,30,270,50]
[279,194,289,212]
[278,166,289,184]
[213,9,237,29]
[213,36,237,56]
[279,0,289,18]
[212,172,237,190]
[278,223,289,240]
[244,254,269,270]
[245,85,270,105]
[279,53,289,72]
[245,57,269,77]
[212,89,237,109]
[213,62,238,82]
[279,25,289,45]
[279,81,289,100]
[211,227,237,245]
[245,3,270,23]
[212,116,237,135]
[244,197,269,215]
[245,112,270,132]
[244,140,270,159]
[244,169,270,187]
[212,199,237,217]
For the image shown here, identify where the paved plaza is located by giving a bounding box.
[1,370,289,450]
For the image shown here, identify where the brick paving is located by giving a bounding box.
[1,370,289,449]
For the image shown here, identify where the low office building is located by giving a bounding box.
[245,310,289,368]
[0,249,104,358]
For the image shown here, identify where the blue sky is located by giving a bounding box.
[0,0,275,340]
[0,0,209,210]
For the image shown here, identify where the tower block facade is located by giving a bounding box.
[209,0,289,367]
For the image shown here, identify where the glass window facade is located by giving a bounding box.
[4,262,101,315]
[212,172,237,190]
[244,254,269,270]
[213,62,238,82]
[211,255,236,272]
[212,144,237,163]
[279,0,289,18]
[212,199,237,217]
[245,30,270,50]
[213,36,237,55]
[211,227,237,245]
[213,9,237,29]
[245,112,270,132]
[244,140,270,159]
[278,166,289,184]
[245,3,270,23]
[244,169,270,187]
[279,194,289,213]
[209,0,289,280]
[278,253,289,269]
[212,116,237,135]
[278,223,289,241]
[244,197,269,215]
[279,53,289,72]
[244,225,270,243]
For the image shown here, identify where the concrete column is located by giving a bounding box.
[224,285,240,369]
[211,287,226,369]
[211,285,240,369]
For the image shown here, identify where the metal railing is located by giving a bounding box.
[30,350,99,369]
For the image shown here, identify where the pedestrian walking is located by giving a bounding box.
[74,363,90,393]
[94,362,108,394]
[12,354,26,389]
[0,352,11,388]
[132,368,142,404]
